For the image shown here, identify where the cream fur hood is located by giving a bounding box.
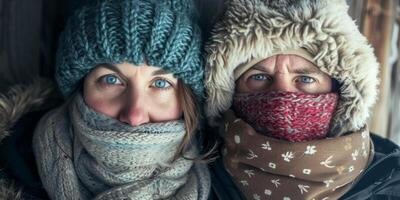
[204,0,379,136]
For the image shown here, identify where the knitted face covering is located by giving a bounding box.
[233,91,339,142]
[33,94,210,200]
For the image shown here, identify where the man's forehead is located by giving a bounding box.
[252,55,323,74]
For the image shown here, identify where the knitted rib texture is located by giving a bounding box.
[55,0,204,99]
[32,94,211,199]
[233,91,339,142]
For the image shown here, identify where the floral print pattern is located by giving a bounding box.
[221,110,374,200]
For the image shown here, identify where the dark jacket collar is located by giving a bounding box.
[340,134,400,200]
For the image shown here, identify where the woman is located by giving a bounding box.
[0,0,210,199]
[204,0,400,199]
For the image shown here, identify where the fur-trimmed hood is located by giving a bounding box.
[0,79,59,200]
[0,79,57,142]
[204,0,379,136]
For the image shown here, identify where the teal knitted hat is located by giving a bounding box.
[55,0,204,99]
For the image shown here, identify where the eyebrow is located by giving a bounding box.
[252,65,269,72]
[98,64,170,76]
[292,67,324,75]
[151,68,170,76]
[99,63,124,74]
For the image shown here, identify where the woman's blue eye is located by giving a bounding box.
[298,76,315,83]
[102,74,122,85]
[251,74,268,81]
[153,79,171,89]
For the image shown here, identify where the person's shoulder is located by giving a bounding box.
[208,155,245,200]
[340,133,400,200]
[370,133,400,154]
[0,79,60,200]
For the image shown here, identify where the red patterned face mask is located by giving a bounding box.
[233,91,339,142]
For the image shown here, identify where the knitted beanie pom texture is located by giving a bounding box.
[55,0,204,100]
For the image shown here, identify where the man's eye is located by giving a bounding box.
[101,74,122,85]
[297,76,316,83]
[152,78,172,89]
[250,74,268,81]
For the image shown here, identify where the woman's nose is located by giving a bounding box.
[118,89,150,126]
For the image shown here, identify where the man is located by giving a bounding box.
[204,0,400,199]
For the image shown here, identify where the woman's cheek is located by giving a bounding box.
[84,94,119,118]
[150,91,182,120]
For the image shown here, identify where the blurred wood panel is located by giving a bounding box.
[362,0,397,137]
[0,0,77,93]
[348,0,366,27]
[390,16,400,143]
[0,0,42,90]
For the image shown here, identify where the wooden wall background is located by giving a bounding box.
[0,0,90,92]
[350,0,400,143]
[1,0,399,142]
[1,0,43,90]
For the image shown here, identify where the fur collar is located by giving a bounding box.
[0,79,57,142]
[204,0,379,136]
[0,78,59,199]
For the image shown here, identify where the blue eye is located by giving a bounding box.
[251,74,268,81]
[102,74,122,85]
[298,76,315,83]
[152,79,171,89]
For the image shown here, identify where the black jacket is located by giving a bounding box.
[209,134,400,200]
[0,110,51,200]
[0,81,61,200]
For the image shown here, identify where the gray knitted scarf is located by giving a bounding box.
[33,94,210,200]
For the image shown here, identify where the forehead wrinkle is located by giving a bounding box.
[251,57,277,74]
[291,67,324,75]
[287,55,323,75]
[250,56,324,75]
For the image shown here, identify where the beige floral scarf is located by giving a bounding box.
[221,110,374,200]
